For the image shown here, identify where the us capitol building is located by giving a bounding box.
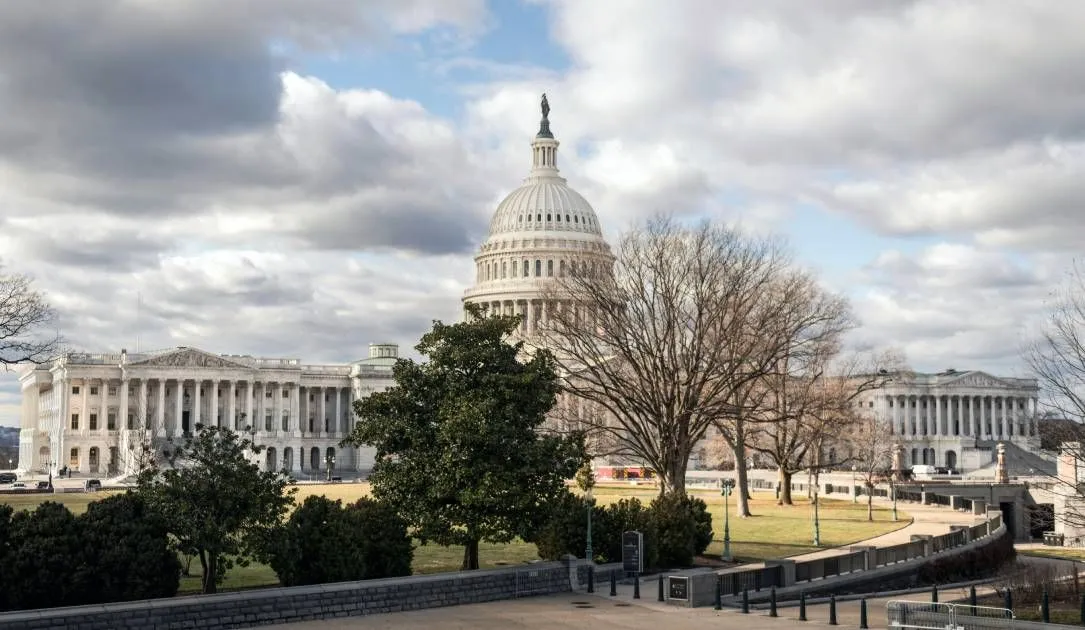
[15,96,1046,478]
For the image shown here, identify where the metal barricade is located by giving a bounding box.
[887,599,1015,630]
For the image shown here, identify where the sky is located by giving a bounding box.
[1,0,1083,427]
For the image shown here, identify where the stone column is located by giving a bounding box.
[173,379,184,438]
[955,396,962,436]
[318,386,327,435]
[335,388,343,436]
[244,380,254,432]
[156,379,166,437]
[1000,397,1008,438]
[119,378,129,431]
[210,380,219,427]
[192,380,201,429]
[227,380,237,430]
[139,379,149,429]
[291,384,301,434]
[99,379,108,432]
[934,395,942,436]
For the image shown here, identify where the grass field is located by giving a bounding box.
[2,481,910,594]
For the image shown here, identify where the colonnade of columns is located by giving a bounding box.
[474,299,598,334]
[50,376,355,474]
[887,394,1039,440]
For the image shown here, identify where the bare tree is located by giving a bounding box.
[1026,261,1085,535]
[848,415,896,521]
[540,216,794,496]
[0,265,62,366]
[750,349,900,505]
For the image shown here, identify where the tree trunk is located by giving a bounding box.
[731,424,753,517]
[663,456,689,497]
[462,538,480,571]
[867,487,874,522]
[777,468,793,505]
[201,550,218,594]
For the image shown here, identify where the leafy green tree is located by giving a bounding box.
[0,505,14,610]
[527,489,603,561]
[343,305,587,570]
[78,492,181,602]
[266,495,412,586]
[2,502,84,610]
[136,424,295,593]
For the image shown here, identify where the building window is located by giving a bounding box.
[265,414,273,432]
[69,448,79,468]
[535,260,542,277]
[547,260,554,277]
[281,412,289,432]
[89,413,98,430]
[108,386,117,396]
[107,413,116,430]
[90,387,98,396]
[282,389,289,398]
[127,414,135,430]
[523,260,529,276]
[71,414,79,430]
[266,390,272,398]
[72,386,80,395]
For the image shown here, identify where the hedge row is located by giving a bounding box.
[526,490,713,569]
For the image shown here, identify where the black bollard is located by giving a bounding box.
[657,574,664,602]
[742,589,750,614]
[860,598,869,629]
[609,570,617,597]
[770,587,778,617]
[633,573,641,600]
[829,594,838,626]
[714,576,722,611]
[587,566,594,594]
[969,585,976,615]
[1043,589,1050,624]
[1004,589,1013,618]
[932,584,939,604]
[799,591,807,621]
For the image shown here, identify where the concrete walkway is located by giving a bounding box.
[267,494,992,629]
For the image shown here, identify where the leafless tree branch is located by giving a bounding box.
[0,266,63,367]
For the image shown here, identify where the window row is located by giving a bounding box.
[479,258,603,282]
[516,213,594,227]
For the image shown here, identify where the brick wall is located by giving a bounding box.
[0,558,587,630]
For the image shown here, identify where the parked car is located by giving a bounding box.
[35,481,50,490]
[0,472,16,484]
[84,479,102,492]
[11,482,26,489]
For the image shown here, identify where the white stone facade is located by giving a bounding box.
[462,96,615,333]
[861,369,1041,472]
[16,344,399,478]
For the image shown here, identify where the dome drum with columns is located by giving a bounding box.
[463,94,614,335]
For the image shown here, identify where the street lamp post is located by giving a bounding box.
[890,478,898,522]
[585,485,594,562]
[721,478,735,562]
[813,488,821,546]
[852,465,858,503]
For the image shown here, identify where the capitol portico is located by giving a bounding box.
[864,368,1042,473]
[16,344,398,478]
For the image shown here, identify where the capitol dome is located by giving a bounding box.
[463,95,614,335]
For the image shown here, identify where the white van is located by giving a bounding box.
[911,465,937,478]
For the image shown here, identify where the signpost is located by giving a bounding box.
[668,576,689,601]
[622,530,644,575]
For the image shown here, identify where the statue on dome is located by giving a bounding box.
[541,93,550,120]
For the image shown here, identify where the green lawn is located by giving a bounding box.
[3,482,911,594]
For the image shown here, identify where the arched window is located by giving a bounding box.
[537,213,542,222]
[518,215,523,222]
[523,260,529,276]
[566,214,571,222]
[559,260,567,277]
[556,214,561,221]
[535,260,542,277]
[501,261,507,278]
[574,215,579,223]
[547,260,554,277]
[547,214,552,221]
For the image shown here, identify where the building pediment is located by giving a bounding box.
[130,348,252,370]
[944,371,1016,390]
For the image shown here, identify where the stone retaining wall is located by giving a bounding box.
[0,558,593,630]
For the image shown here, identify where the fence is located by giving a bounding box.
[886,599,1015,629]
[717,499,1004,597]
